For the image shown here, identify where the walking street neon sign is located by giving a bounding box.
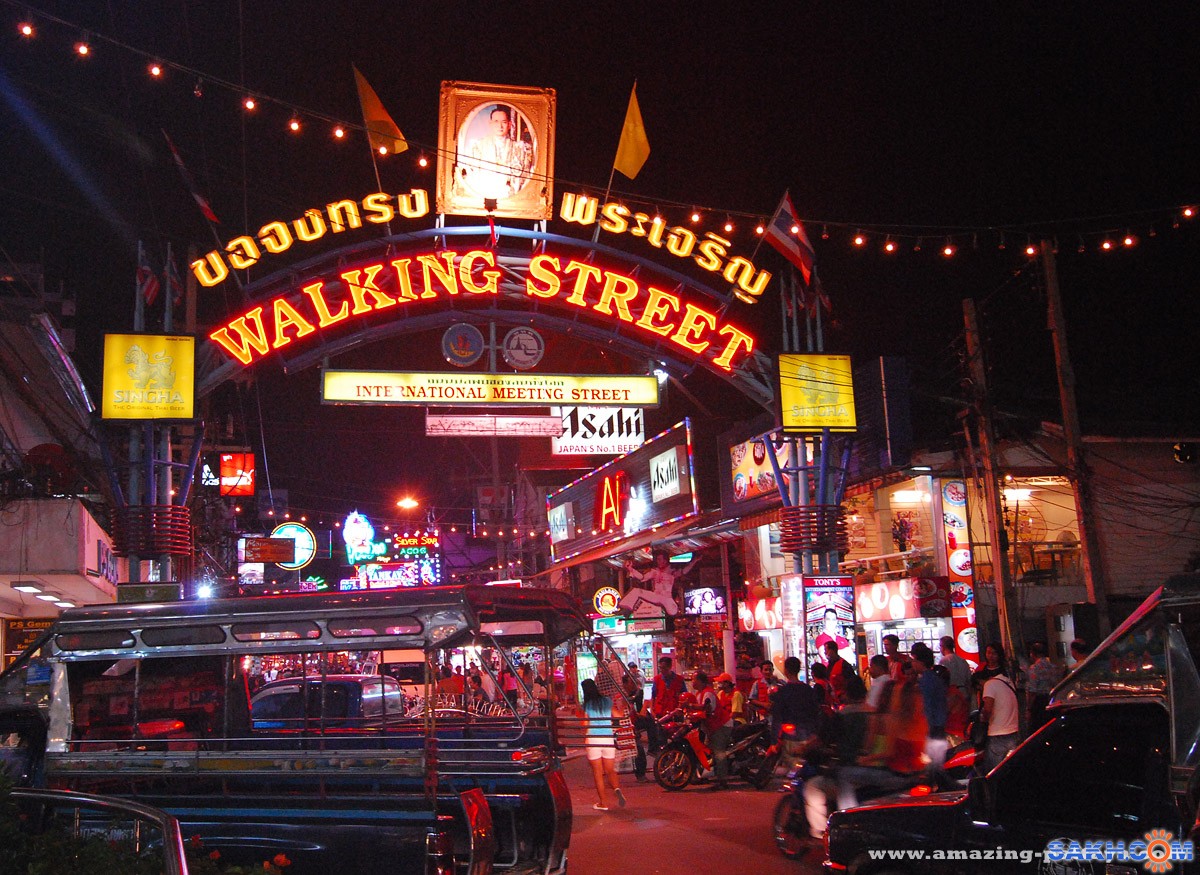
[209,246,757,373]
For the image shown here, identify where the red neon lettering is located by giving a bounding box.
[209,307,270,365]
[593,271,638,323]
[271,298,316,349]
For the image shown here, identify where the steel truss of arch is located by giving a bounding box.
[196,225,777,409]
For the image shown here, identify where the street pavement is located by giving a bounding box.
[561,755,822,874]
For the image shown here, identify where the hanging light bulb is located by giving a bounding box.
[821,225,829,240]
[193,78,204,98]
[853,232,866,247]
[378,145,389,156]
[1101,238,1114,251]
[1025,240,1038,257]
[1122,232,1136,247]
[942,240,957,257]
[883,237,896,253]
[333,125,346,139]
[723,217,734,233]
[148,62,163,78]
[690,210,701,224]
[651,210,664,225]
[1077,236,1086,253]
[417,154,429,168]
[18,20,34,37]
[243,96,256,111]
[998,232,1006,250]
[288,115,301,132]
[913,237,922,252]
[1183,206,1195,219]
[754,221,765,235]
[75,34,90,56]
[790,223,800,235]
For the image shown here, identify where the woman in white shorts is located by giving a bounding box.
[582,678,626,811]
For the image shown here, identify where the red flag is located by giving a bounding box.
[162,131,220,224]
[764,191,815,285]
[138,246,160,307]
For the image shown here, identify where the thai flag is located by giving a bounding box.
[167,255,184,306]
[765,191,815,286]
[137,245,160,307]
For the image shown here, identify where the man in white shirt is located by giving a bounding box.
[620,550,696,616]
[981,673,1020,772]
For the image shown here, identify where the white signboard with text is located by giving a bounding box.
[550,407,645,456]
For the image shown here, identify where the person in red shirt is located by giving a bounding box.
[823,640,857,706]
[649,656,686,750]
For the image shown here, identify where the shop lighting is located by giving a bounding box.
[910,465,932,472]
[1003,488,1032,501]
[11,581,43,594]
[890,490,930,503]
[54,600,76,609]
[35,593,61,602]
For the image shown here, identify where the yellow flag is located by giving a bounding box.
[613,84,650,179]
[354,66,408,155]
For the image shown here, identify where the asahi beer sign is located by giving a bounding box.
[548,502,575,544]
[650,446,689,503]
[551,407,644,455]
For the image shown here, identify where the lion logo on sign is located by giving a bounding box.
[125,345,176,390]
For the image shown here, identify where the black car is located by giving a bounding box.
[823,703,1180,874]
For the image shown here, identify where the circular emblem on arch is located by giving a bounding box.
[442,323,486,367]
[271,522,316,570]
[502,326,545,370]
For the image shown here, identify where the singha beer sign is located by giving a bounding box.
[102,334,196,420]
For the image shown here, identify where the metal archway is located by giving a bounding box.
[196,225,777,409]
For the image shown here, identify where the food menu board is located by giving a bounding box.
[729,436,791,503]
[941,478,979,665]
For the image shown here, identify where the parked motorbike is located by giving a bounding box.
[772,738,978,858]
[652,709,779,791]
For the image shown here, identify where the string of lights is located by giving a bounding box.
[7,1,1198,261]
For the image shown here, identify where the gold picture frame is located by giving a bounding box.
[436,81,556,221]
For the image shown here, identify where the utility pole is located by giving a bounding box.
[963,299,1019,660]
[1041,245,1112,636]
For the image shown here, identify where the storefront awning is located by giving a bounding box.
[535,510,741,576]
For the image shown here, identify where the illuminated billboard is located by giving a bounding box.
[778,353,857,433]
[551,407,644,456]
[323,370,660,407]
[436,81,556,221]
[101,333,195,420]
[547,420,698,563]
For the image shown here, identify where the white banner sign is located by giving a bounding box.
[427,414,564,437]
[650,445,690,503]
[550,407,645,455]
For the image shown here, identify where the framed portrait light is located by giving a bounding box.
[436,80,556,220]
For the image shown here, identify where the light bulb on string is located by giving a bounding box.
[942,239,956,258]
[148,62,163,78]
[998,232,1006,251]
[1024,236,1037,257]
[18,20,34,37]
[652,210,663,225]
[378,145,388,156]
[1101,238,1114,251]
[333,125,346,139]
[75,34,90,56]
[723,217,734,233]
[1149,226,1158,238]
[288,115,301,133]
[193,79,204,98]
[1184,206,1195,219]
[417,154,429,168]
[820,225,829,240]
[755,221,764,235]
[853,231,865,247]
[690,210,701,224]
[883,237,896,253]
[1123,232,1136,248]
[243,96,256,111]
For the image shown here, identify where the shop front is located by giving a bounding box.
[855,576,960,664]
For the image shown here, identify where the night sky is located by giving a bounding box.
[2,2,1198,521]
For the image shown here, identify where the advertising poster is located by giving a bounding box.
[941,478,979,665]
[804,585,856,667]
[728,435,791,503]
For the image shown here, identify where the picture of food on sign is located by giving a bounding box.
[951,582,974,608]
[942,481,967,506]
[949,548,973,575]
[752,440,767,465]
[731,443,747,467]
[733,473,748,501]
[957,626,979,655]
[757,470,776,492]
[943,512,965,528]
[914,579,938,598]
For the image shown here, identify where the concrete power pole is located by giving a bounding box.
[963,298,1019,660]
[1040,246,1112,636]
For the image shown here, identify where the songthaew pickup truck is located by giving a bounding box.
[0,585,593,875]
[822,572,1200,874]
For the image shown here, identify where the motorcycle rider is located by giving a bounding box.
[770,656,819,766]
[650,656,686,751]
[835,665,927,809]
[803,674,871,841]
[694,671,734,790]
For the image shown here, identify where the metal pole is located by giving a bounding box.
[963,298,1018,660]
[1041,245,1112,636]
